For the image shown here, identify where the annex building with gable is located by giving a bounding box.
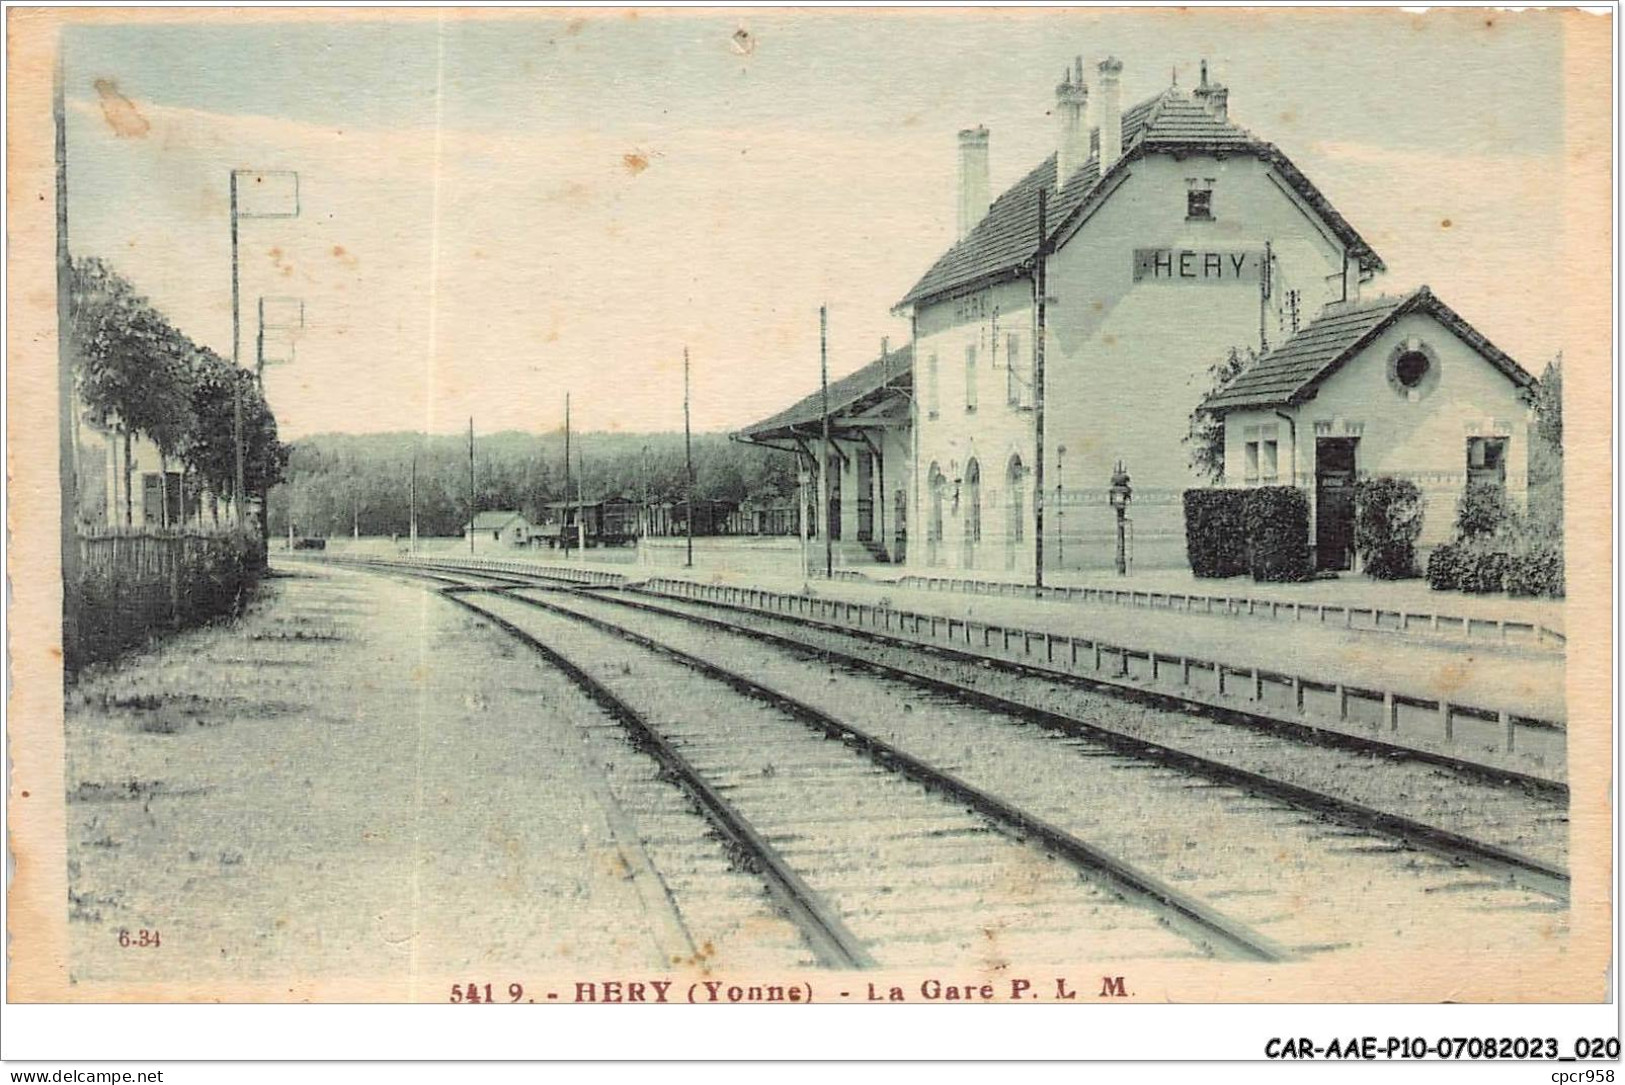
[738,58,1538,576]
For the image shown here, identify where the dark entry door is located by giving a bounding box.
[856,451,874,542]
[1315,438,1358,571]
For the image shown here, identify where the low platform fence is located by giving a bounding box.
[645,577,1566,773]
[889,575,1564,651]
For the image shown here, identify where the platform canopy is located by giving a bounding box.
[734,344,913,453]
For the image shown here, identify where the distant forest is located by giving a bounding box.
[266,430,800,538]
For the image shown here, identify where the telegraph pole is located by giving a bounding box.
[877,336,889,559]
[409,451,417,553]
[1033,187,1048,591]
[230,169,244,521]
[467,417,476,554]
[820,305,832,579]
[54,56,80,664]
[563,392,572,559]
[683,346,694,569]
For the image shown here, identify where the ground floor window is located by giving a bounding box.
[927,464,945,566]
[1243,424,1279,485]
[1467,435,1508,490]
[1005,455,1025,570]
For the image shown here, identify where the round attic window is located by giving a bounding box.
[1395,351,1430,388]
[1386,338,1440,402]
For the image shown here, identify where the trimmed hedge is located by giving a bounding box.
[1354,477,1423,580]
[1244,486,1312,582]
[1426,535,1564,598]
[1183,489,1248,578]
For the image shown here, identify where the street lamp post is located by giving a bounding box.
[1109,460,1133,577]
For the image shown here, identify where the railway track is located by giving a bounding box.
[446,584,1290,966]
[332,558,1569,891]
[587,586,1567,889]
[338,560,1295,965]
[325,558,1570,964]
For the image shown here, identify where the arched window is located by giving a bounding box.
[1005,454,1026,570]
[927,464,946,567]
[963,458,981,567]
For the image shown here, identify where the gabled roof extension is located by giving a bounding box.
[735,345,913,445]
[1200,286,1535,414]
[896,87,1384,310]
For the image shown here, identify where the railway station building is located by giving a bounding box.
[738,58,1537,575]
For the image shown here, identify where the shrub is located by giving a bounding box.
[1456,482,1513,539]
[1354,477,1424,579]
[1505,545,1565,598]
[1243,486,1312,582]
[1425,543,1461,591]
[1182,489,1248,578]
[1455,543,1509,594]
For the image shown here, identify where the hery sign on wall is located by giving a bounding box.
[1133,247,1264,283]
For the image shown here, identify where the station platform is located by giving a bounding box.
[304,538,1569,725]
[629,564,1569,728]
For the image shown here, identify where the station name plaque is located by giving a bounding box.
[1133,248,1263,283]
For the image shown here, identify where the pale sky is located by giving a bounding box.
[63,9,1574,439]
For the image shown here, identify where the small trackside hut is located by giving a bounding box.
[1199,285,1537,571]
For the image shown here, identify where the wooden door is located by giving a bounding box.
[1315,438,1358,571]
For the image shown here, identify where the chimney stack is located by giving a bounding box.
[957,126,990,240]
[1193,58,1230,122]
[1097,56,1124,172]
[1055,56,1089,187]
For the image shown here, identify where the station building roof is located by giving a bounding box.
[896,86,1385,311]
[735,345,913,446]
[1201,286,1536,414]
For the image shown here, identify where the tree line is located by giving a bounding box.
[266,429,801,538]
[71,257,286,525]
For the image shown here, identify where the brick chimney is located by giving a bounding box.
[1097,56,1124,172]
[1193,59,1230,122]
[957,126,990,240]
[1055,56,1089,187]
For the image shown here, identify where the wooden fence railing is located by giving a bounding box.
[71,528,262,669]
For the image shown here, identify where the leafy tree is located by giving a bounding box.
[69,256,286,528]
[1528,354,1564,540]
[70,259,197,522]
[186,348,287,506]
[1184,346,1255,483]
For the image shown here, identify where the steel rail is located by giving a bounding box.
[364,557,1564,802]
[436,589,876,971]
[328,557,1570,904]
[328,556,542,590]
[501,589,1293,963]
[531,586,1571,904]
